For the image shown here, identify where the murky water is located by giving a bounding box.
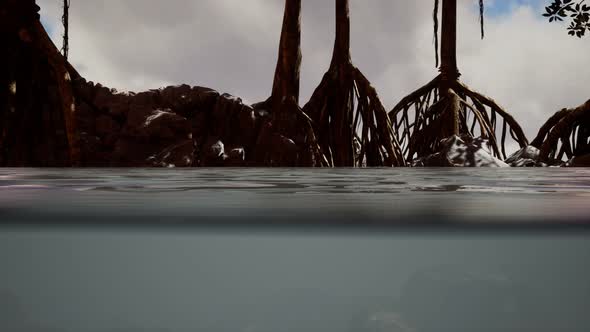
[1,169,590,332]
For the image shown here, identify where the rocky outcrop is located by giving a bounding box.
[412,135,509,167]
[72,80,266,167]
[505,145,547,167]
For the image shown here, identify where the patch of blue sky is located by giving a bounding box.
[482,0,547,17]
[41,18,55,35]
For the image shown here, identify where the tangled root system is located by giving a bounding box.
[304,63,405,167]
[532,100,590,163]
[389,75,528,162]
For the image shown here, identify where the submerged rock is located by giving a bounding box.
[412,135,509,167]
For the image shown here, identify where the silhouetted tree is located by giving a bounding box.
[534,2,590,163]
[544,0,590,37]
[62,0,70,59]
[0,0,79,166]
[389,0,528,163]
[532,100,590,163]
[303,0,405,167]
[254,0,326,166]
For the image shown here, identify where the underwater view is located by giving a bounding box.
[2,169,590,332]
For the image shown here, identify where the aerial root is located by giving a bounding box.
[389,74,528,163]
[304,63,405,167]
[256,96,328,167]
[532,100,590,162]
[33,20,80,165]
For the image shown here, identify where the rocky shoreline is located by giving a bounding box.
[2,0,589,168]
[73,80,265,167]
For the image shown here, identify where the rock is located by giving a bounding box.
[413,135,509,167]
[72,78,96,102]
[147,139,194,167]
[200,139,227,166]
[95,115,120,138]
[79,132,109,166]
[79,132,101,155]
[112,138,167,167]
[237,105,258,146]
[268,134,298,166]
[92,87,130,118]
[75,102,97,134]
[226,147,246,166]
[92,86,113,111]
[143,109,191,140]
[505,145,545,167]
[127,91,159,124]
[211,93,243,137]
[126,108,191,141]
[95,115,120,148]
[191,111,209,144]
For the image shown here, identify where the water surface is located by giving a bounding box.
[1,168,590,224]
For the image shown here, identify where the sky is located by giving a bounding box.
[36,0,589,143]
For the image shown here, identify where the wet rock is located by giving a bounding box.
[95,115,120,138]
[211,93,245,138]
[268,134,298,166]
[237,106,259,146]
[191,111,209,145]
[201,139,227,166]
[160,84,193,114]
[79,132,109,166]
[72,78,96,102]
[95,115,120,148]
[505,145,542,167]
[413,135,509,167]
[112,138,167,167]
[75,102,97,134]
[147,139,194,168]
[226,147,246,166]
[126,108,191,141]
[127,91,158,123]
[160,85,220,117]
[79,132,101,155]
[93,88,130,118]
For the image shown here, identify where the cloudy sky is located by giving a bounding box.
[37,0,589,140]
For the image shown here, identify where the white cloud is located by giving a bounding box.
[37,0,589,141]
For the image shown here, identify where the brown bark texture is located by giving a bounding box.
[303,0,405,167]
[256,0,326,167]
[532,100,590,162]
[0,0,79,166]
[389,0,528,163]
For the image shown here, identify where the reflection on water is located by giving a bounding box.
[0,168,590,224]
